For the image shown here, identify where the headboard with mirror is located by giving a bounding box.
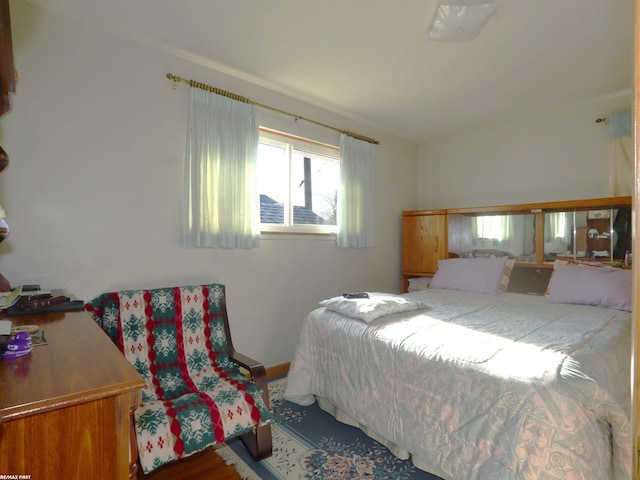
[447,196,632,265]
[402,196,632,294]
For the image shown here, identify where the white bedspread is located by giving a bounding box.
[284,289,631,480]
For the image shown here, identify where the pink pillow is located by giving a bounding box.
[547,264,632,311]
[430,257,509,295]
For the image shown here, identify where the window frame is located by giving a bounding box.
[258,128,339,235]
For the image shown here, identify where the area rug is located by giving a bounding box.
[217,377,444,480]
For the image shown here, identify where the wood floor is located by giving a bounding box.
[137,448,241,480]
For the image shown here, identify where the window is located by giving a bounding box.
[546,212,570,241]
[473,215,510,242]
[258,130,340,234]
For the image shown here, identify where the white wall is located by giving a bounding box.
[0,1,419,367]
[418,92,632,209]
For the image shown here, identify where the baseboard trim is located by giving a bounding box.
[266,362,290,379]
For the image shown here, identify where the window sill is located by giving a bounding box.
[260,230,337,241]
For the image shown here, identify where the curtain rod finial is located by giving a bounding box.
[166,73,179,89]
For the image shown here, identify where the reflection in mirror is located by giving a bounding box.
[544,211,581,259]
[612,207,632,259]
[448,213,535,261]
[543,208,632,262]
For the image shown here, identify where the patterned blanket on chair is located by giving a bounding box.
[86,284,272,474]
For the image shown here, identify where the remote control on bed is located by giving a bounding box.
[342,292,370,299]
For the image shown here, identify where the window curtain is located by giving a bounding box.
[182,88,260,249]
[473,215,510,242]
[607,111,633,197]
[544,212,571,244]
[471,215,530,256]
[337,134,375,248]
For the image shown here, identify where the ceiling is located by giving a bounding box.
[23,0,634,143]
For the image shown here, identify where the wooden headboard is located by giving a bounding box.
[402,196,632,293]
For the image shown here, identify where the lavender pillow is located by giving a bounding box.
[547,264,632,311]
[430,257,509,295]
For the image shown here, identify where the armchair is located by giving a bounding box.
[85,283,272,475]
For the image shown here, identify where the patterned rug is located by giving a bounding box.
[217,377,444,480]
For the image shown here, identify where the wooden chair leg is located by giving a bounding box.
[241,424,273,460]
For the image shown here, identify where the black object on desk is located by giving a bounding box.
[5,298,85,316]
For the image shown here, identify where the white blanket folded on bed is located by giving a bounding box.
[319,292,427,322]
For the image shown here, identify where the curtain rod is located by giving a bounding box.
[166,73,379,145]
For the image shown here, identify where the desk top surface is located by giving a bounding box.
[0,309,145,422]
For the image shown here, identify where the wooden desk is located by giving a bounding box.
[0,309,145,479]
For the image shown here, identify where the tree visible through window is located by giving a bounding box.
[258,131,339,233]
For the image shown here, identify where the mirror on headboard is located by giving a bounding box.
[446,199,632,266]
[544,207,632,262]
[448,213,536,261]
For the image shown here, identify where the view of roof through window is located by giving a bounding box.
[258,133,339,233]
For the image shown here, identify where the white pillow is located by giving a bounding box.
[430,257,511,295]
[320,293,425,323]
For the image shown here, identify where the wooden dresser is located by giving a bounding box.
[0,308,145,479]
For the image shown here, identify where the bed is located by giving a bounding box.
[284,257,632,480]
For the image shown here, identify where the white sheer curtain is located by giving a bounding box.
[608,111,633,197]
[182,88,260,249]
[544,212,571,244]
[472,215,519,253]
[337,134,376,248]
[473,215,511,242]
